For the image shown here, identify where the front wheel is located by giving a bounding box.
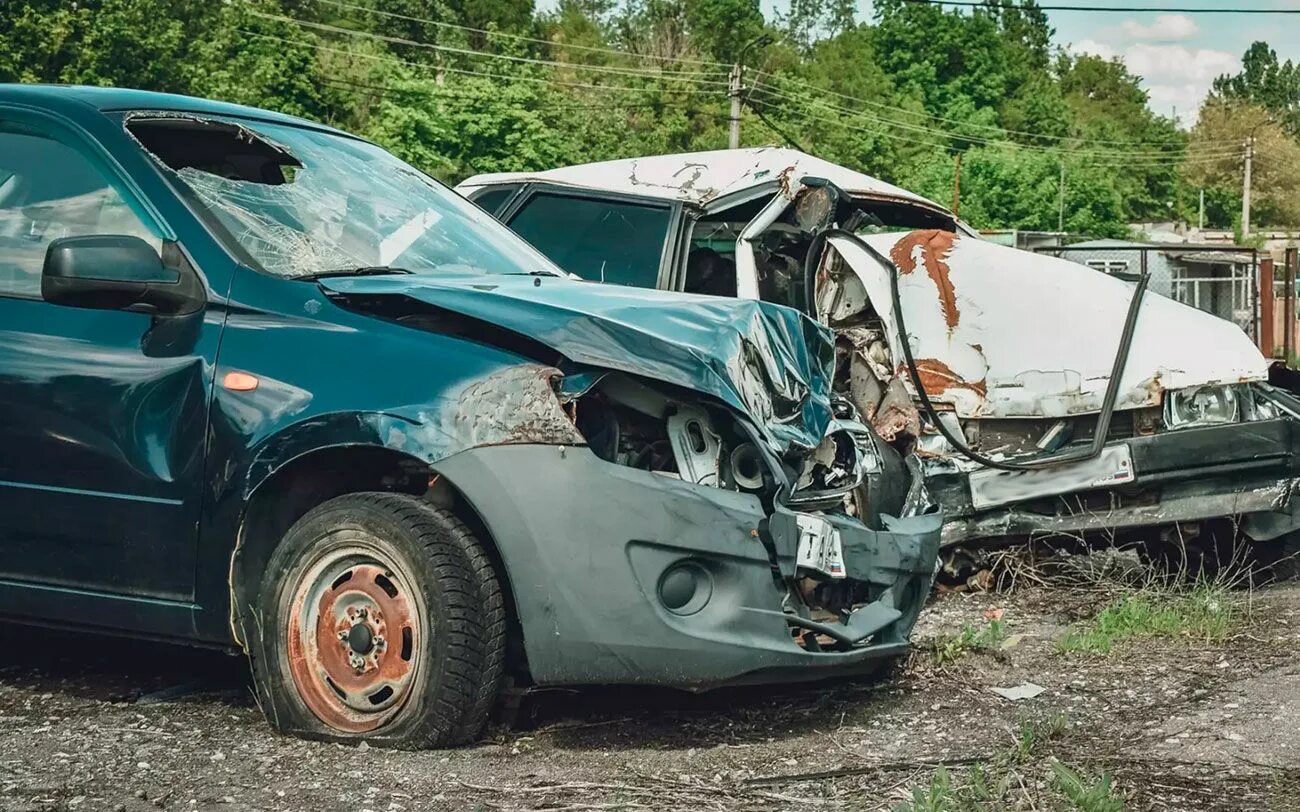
[247,492,506,748]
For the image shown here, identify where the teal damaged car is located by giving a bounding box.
[0,85,939,747]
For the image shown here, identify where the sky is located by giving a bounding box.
[536,0,1300,128]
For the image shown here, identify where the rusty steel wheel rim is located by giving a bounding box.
[286,545,422,733]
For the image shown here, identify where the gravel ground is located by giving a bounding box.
[1,580,1297,812]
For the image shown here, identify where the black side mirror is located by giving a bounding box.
[42,235,204,316]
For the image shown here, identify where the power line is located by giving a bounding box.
[303,0,734,69]
[750,82,1241,161]
[757,73,1238,149]
[253,12,731,85]
[748,86,1236,167]
[243,31,723,98]
[321,76,709,112]
[894,0,1300,12]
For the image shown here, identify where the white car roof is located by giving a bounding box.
[457,146,947,211]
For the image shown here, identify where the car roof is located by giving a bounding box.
[457,146,947,212]
[0,84,344,134]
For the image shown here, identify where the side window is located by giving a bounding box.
[507,192,671,288]
[0,121,161,298]
[467,185,518,217]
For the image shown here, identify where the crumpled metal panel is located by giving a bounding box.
[829,231,1271,420]
[319,274,837,456]
[457,147,940,210]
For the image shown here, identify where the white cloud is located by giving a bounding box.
[1067,39,1115,60]
[1123,44,1239,125]
[1118,14,1199,42]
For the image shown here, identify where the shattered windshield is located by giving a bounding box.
[128,115,559,279]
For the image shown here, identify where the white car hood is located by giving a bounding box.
[829,230,1269,419]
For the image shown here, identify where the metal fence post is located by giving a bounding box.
[1287,247,1298,364]
[1260,256,1275,356]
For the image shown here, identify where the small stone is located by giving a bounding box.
[356,741,370,752]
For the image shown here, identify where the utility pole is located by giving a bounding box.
[951,151,962,217]
[1057,161,1066,232]
[1242,134,1254,238]
[728,35,773,150]
[728,62,742,150]
[1199,188,1205,230]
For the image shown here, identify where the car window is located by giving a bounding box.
[507,193,670,288]
[0,122,161,298]
[467,186,517,216]
[127,117,558,280]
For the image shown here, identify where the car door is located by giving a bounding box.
[500,186,682,290]
[0,109,216,626]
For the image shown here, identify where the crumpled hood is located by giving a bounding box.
[320,274,836,454]
[830,230,1269,419]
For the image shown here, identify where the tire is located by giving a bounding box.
[246,492,506,748]
[1253,531,1300,583]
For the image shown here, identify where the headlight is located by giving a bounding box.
[1164,385,1240,429]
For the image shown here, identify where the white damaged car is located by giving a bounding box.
[458,148,1300,574]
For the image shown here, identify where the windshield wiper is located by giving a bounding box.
[298,266,417,281]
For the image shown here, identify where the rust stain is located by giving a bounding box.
[905,358,988,398]
[890,229,961,330]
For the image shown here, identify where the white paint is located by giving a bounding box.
[831,232,1269,419]
[460,148,1271,421]
[457,147,942,211]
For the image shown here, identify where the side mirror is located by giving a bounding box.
[42,235,203,316]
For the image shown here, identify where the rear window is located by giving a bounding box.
[507,193,670,289]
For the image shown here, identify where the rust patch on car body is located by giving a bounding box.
[908,358,988,398]
[890,229,960,331]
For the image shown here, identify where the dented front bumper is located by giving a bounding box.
[932,417,1300,545]
[434,444,939,689]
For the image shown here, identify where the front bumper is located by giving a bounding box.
[434,444,939,689]
[931,417,1300,545]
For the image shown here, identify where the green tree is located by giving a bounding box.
[1212,41,1300,135]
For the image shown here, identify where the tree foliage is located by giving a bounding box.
[0,0,1289,232]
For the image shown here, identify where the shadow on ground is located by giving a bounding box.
[0,625,903,751]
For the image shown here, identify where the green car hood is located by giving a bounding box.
[319,274,836,455]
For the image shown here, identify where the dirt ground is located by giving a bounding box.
[1,579,1298,812]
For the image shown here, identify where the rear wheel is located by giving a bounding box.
[247,492,505,748]
[1253,531,1300,583]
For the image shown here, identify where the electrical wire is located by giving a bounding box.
[252,12,731,85]
[756,73,1240,149]
[303,0,735,68]
[746,85,1240,166]
[750,82,1242,161]
[242,31,723,97]
[321,76,708,111]
[894,0,1300,12]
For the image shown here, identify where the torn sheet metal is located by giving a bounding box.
[320,273,837,457]
[829,231,1269,420]
[457,147,940,210]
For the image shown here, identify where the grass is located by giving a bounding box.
[893,716,1126,812]
[1057,582,1239,655]
[924,619,1008,666]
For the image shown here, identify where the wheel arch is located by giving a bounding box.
[227,442,523,670]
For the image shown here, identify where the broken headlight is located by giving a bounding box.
[1164,385,1240,430]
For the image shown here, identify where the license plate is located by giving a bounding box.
[796,514,846,578]
[968,444,1136,510]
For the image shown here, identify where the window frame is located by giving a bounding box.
[465,183,522,217]
[500,183,683,291]
[0,105,173,302]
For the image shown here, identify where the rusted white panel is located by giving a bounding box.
[830,231,1269,419]
[457,147,941,211]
